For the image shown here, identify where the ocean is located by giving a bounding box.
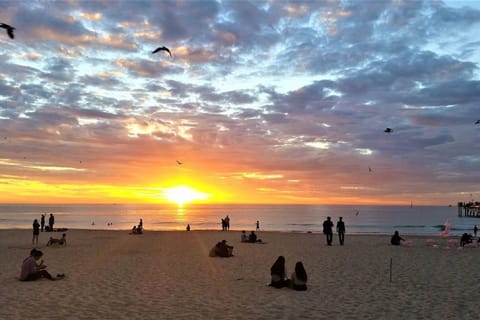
[0,204,475,236]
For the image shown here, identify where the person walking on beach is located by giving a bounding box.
[32,219,40,246]
[48,213,55,232]
[474,225,478,237]
[336,217,346,245]
[40,213,45,232]
[323,217,334,246]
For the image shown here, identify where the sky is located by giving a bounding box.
[0,0,479,205]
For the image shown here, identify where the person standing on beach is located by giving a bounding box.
[40,214,45,232]
[474,225,478,237]
[323,217,334,246]
[256,220,260,231]
[32,219,40,246]
[336,217,346,245]
[48,213,55,232]
[225,215,230,230]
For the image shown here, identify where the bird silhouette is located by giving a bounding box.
[152,46,172,57]
[475,120,480,124]
[176,160,182,165]
[0,23,15,39]
[384,128,393,133]
[368,167,373,172]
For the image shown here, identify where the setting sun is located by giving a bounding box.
[164,186,210,205]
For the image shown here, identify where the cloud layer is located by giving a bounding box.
[0,0,479,204]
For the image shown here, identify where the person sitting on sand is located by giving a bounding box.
[248,231,262,243]
[290,261,308,291]
[390,231,405,246]
[241,230,248,242]
[46,233,67,246]
[19,249,64,281]
[269,256,290,288]
[460,233,473,247]
[209,240,234,257]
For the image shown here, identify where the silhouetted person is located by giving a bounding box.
[390,231,404,245]
[248,231,258,243]
[256,220,260,231]
[225,215,230,230]
[186,224,190,231]
[474,225,478,237]
[460,233,473,247]
[323,217,334,245]
[290,261,307,291]
[40,214,45,232]
[48,214,55,232]
[269,256,289,288]
[336,217,346,245]
[32,219,40,246]
[19,249,64,281]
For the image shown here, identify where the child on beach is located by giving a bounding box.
[19,249,64,281]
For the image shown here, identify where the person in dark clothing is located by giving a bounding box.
[248,231,257,243]
[460,233,473,247]
[336,217,346,245]
[269,256,290,288]
[40,214,45,232]
[323,217,334,246]
[48,214,55,232]
[390,230,404,245]
[290,261,307,291]
[32,219,40,246]
[474,225,478,237]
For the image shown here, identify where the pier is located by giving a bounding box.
[458,202,480,217]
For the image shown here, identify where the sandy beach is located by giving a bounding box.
[2,229,480,319]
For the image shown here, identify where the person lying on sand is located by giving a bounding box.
[19,249,64,281]
[46,233,67,246]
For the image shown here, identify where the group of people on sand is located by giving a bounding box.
[209,240,234,257]
[323,216,346,246]
[221,215,230,230]
[241,230,262,243]
[39,213,56,232]
[131,219,143,234]
[32,214,66,246]
[269,256,307,291]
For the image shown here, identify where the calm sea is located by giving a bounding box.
[0,204,475,236]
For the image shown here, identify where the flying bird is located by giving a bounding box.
[475,120,480,124]
[0,23,15,39]
[368,167,373,172]
[152,46,172,57]
[176,160,182,165]
[384,128,393,133]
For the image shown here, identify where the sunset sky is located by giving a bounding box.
[0,0,479,205]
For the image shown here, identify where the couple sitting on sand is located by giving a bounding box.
[269,256,307,291]
[209,240,234,257]
[46,233,67,246]
[19,249,64,281]
[241,230,262,243]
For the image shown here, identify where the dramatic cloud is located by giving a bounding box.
[0,0,479,204]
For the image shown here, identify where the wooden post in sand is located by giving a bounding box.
[389,258,393,283]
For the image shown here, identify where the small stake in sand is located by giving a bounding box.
[389,258,393,283]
